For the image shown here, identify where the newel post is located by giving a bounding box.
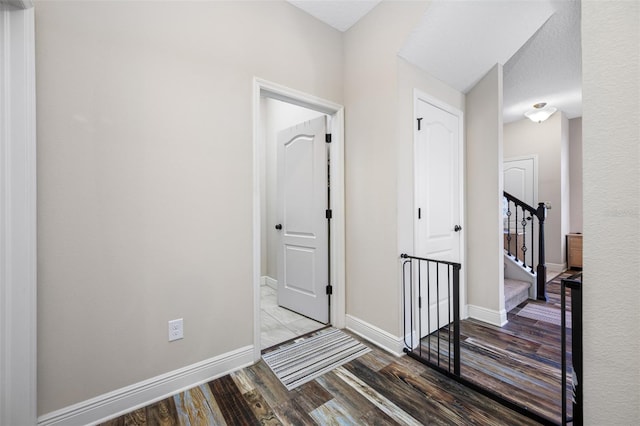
[536,203,547,301]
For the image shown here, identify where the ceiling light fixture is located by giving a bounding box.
[524,102,557,123]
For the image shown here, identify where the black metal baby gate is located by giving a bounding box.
[401,254,461,377]
[562,272,583,425]
[401,253,557,426]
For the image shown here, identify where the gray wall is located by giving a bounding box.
[35,0,343,414]
[465,64,505,319]
[504,113,571,266]
[583,0,640,422]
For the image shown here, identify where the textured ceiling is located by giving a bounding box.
[503,0,582,122]
[287,0,582,123]
[287,0,381,32]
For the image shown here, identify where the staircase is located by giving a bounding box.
[503,191,548,302]
[503,255,535,312]
[504,254,535,312]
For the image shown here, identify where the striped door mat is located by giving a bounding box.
[262,327,370,391]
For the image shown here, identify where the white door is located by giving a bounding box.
[276,116,329,323]
[504,156,536,207]
[503,156,537,260]
[415,98,462,337]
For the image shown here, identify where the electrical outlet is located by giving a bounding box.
[168,318,183,342]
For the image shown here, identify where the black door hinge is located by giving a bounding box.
[325,133,332,143]
[418,208,421,219]
[418,297,422,309]
[326,209,332,219]
[417,117,423,131]
[326,285,333,295]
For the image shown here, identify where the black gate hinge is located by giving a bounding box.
[326,209,332,219]
[418,208,421,219]
[326,285,333,295]
[325,133,332,143]
[418,297,422,309]
[417,117,423,131]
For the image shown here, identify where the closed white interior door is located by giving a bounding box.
[276,116,329,323]
[415,98,462,337]
[504,156,536,208]
[503,156,537,260]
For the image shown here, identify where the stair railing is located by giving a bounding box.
[503,191,548,301]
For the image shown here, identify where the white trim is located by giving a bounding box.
[0,5,37,426]
[546,262,567,271]
[37,346,254,426]
[467,304,507,327]
[260,275,277,290]
[345,315,405,357]
[252,78,346,362]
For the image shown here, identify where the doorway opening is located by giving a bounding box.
[252,79,345,361]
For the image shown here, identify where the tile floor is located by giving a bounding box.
[260,284,324,349]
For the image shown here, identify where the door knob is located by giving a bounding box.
[454,225,462,232]
[275,224,282,230]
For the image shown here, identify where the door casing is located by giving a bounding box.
[0,3,37,425]
[252,78,345,361]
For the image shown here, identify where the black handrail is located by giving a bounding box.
[503,191,538,215]
[504,191,548,301]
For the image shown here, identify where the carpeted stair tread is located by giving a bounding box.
[504,279,530,298]
[504,279,531,313]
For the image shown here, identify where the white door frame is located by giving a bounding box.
[0,1,37,425]
[413,89,466,319]
[252,78,345,361]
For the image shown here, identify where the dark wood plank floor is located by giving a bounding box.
[101,333,543,425]
[417,271,575,424]
[101,273,578,426]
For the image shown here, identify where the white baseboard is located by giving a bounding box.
[546,262,566,271]
[345,315,405,356]
[38,345,254,426]
[260,276,277,290]
[467,304,507,327]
